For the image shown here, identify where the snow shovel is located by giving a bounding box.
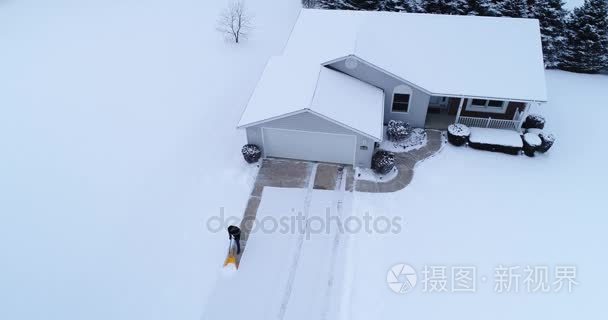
[223,238,238,269]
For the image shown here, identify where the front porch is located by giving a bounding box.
[424,96,530,132]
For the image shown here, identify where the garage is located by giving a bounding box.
[237,60,385,168]
[262,127,356,165]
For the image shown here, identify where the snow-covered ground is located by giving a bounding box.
[0,0,300,319]
[348,70,608,319]
[1,1,607,319]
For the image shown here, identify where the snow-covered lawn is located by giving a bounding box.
[0,1,300,319]
[348,70,608,319]
[1,0,607,319]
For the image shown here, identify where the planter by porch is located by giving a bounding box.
[537,132,555,153]
[447,124,470,146]
[371,150,395,175]
[522,133,541,157]
[522,114,546,130]
[241,144,262,163]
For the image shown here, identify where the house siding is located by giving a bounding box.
[245,112,375,168]
[327,57,431,128]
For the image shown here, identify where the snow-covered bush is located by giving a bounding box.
[386,120,411,142]
[241,144,261,163]
[522,114,546,129]
[522,133,542,157]
[526,128,543,134]
[447,123,470,146]
[380,127,427,152]
[371,150,395,175]
[538,132,556,153]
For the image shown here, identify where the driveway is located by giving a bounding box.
[236,159,350,264]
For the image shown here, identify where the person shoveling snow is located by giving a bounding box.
[223,225,241,270]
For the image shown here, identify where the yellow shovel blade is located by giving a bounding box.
[223,254,238,269]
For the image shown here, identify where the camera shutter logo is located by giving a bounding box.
[387,264,417,294]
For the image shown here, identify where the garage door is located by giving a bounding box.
[262,127,356,165]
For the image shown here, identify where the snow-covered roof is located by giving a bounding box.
[237,56,384,140]
[284,9,547,102]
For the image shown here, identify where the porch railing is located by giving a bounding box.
[457,116,521,131]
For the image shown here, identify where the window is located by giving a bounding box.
[471,99,487,106]
[392,93,410,112]
[466,99,507,113]
[487,100,504,108]
[392,84,413,113]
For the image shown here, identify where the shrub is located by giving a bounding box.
[522,114,546,130]
[386,120,411,142]
[538,132,556,153]
[522,133,542,157]
[241,144,261,163]
[447,124,470,146]
[371,150,395,175]
[468,140,522,155]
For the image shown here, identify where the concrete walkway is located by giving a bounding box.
[355,130,445,193]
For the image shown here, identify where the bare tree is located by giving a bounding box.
[217,1,252,44]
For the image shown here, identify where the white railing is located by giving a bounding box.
[513,109,523,121]
[458,116,521,131]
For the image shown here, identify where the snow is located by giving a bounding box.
[380,127,428,152]
[311,67,384,140]
[0,0,301,319]
[526,128,544,134]
[238,59,384,140]
[203,185,353,320]
[448,123,471,137]
[524,132,542,146]
[469,127,524,147]
[284,9,547,102]
[355,166,399,182]
[347,70,608,319]
[203,187,308,319]
[237,56,321,127]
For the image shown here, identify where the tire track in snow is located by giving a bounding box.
[277,163,318,320]
[320,167,347,320]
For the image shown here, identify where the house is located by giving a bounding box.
[237,9,548,168]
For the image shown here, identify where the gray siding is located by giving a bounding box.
[245,111,375,168]
[328,57,430,128]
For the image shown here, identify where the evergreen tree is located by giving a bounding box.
[382,0,423,12]
[499,0,529,17]
[561,0,608,73]
[530,0,567,68]
[422,0,467,14]
[340,0,382,10]
[302,0,318,8]
[465,0,501,16]
[526,0,537,16]
[316,0,342,9]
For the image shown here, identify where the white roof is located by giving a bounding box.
[238,56,384,140]
[284,9,547,102]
